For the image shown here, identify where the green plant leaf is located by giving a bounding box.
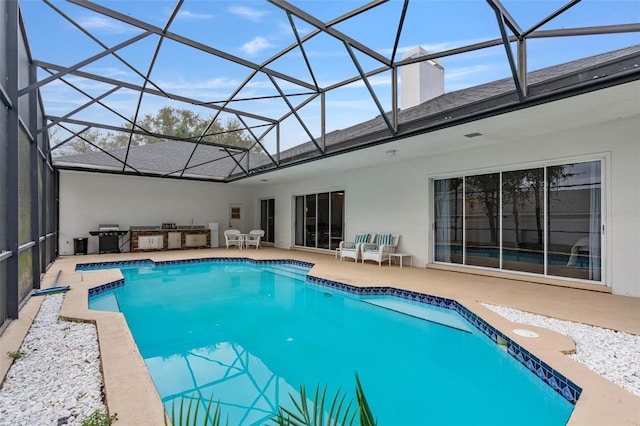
[355,374,376,426]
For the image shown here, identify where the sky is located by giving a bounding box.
[17,0,640,153]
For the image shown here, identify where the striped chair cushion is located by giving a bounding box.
[377,233,393,247]
[354,233,369,244]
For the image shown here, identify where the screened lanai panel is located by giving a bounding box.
[12,0,639,182]
[508,0,640,71]
[176,143,252,180]
[38,140,44,271]
[18,129,33,302]
[54,143,128,172]
[0,261,6,326]
[0,9,7,322]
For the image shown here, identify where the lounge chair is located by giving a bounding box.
[361,234,399,266]
[340,233,376,262]
[224,229,241,249]
[245,229,264,249]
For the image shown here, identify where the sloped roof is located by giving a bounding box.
[55,44,640,181]
[55,141,269,181]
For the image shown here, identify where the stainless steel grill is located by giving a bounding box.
[90,224,128,254]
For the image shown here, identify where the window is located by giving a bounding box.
[260,199,275,244]
[433,160,603,283]
[294,191,345,250]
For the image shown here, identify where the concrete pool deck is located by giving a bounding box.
[2,247,639,425]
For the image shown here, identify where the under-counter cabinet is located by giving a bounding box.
[185,233,207,248]
[138,235,163,250]
[130,228,210,251]
[168,232,182,249]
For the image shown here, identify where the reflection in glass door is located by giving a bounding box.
[433,159,603,283]
[465,173,500,269]
[501,168,544,274]
[330,191,345,250]
[294,191,345,250]
[294,196,304,246]
[305,195,316,248]
[434,178,463,264]
[547,161,601,281]
[260,199,275,243]
[317,193,330,249]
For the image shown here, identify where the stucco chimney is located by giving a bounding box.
[400,46,445,110]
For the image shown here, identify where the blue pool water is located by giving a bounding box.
[88,261,574,425]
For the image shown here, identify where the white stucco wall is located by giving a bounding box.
[58,172,258,255]
[58,115,639,297]
[256,115,639,297]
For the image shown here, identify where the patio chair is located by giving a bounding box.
[224,229,241,249]
[340,233,376,262]
[245,229,265,249]
[362,234,399,266]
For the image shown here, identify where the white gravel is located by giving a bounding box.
[0,294,106,426]
[483,303,640,397]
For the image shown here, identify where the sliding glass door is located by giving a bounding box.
[294,191,345,250]
[433,160,603,282]
[547,162,601,281]
[502,168,544,274]
[465,173,500,269]
[434,178,463,264]
[260,199,275,244]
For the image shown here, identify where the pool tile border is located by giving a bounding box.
[76,259,154,270]
[79,257,581,406]
[77,257,314,272]
[307,274,582,405]
[80,258,314,298]
[87,278,125,297]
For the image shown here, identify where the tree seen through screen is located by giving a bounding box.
[54,106,258,155]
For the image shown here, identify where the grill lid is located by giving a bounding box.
[98,224,120,231]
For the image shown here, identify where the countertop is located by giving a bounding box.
[129,226,207,231]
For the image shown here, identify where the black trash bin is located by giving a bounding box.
[73,237,88,255]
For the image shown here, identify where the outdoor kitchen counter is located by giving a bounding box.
[130,227,210,251]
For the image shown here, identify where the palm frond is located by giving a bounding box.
[355,374,376,426]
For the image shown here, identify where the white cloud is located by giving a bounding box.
[84,67,130,78]
[177,10,214,21]
[277,21,311,37]
[228,6,269,22]
[77,16,135,34]
[380,38,496,58]
[444,64,504,91]
[241,37,273,55]
[157,77,240,91]
[318,74,392,90]
[445,64,493,81]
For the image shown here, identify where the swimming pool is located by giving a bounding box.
[85,259,576,425]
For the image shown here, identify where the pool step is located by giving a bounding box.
[89,291,121,312]
[256,264,310,282]
[362,298,472,333]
